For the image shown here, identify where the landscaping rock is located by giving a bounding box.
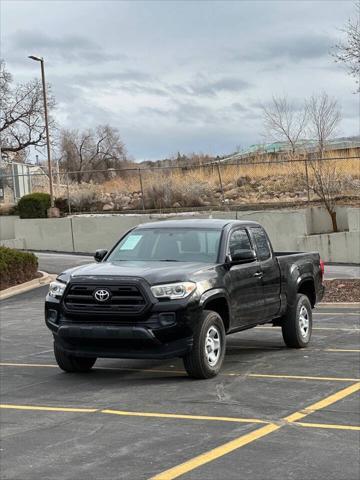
[102,202,114,211]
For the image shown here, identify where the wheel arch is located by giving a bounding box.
[297,277,316,307]
[200,290,231,333]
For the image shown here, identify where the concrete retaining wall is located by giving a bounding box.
[0,216,19,241]
[0,238,25,249]
[4,207,359,263]
[305,206,350,234]
[235,209,307,250]
[348,208,360,232]
[14,218,74,252]
[71,215,157,252]
[297,231,360,263]
[10,210,308,253]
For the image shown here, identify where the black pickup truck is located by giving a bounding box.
[45,219,324,379]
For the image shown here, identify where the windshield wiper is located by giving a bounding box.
[159,259,180,262]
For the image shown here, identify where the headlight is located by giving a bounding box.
[151,282,196,300]
[48,280,66,299]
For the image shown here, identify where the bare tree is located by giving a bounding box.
[262,96,307,156]
[59,125,128,183]
[333,2,360,92]
[305,93,342,232]
[306,93,341,158]
[0,60,55,155]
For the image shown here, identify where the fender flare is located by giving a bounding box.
[199,288,230,309]
[296,273,315,290]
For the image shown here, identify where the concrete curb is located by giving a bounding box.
[0,271,57,301]
[318,302,360,308]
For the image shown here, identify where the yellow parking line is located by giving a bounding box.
[313,313,360,316]
[1,362,359,382]
[150,423,281,480]
[294,422,360,431]
[0,403,266,425]
[2,403,360,434]
[101,409,268,425]
[285,382,360,423]
[0,362,58,368]
[257,326,360,332]
[0,404,97,413]
[149,383,360,480]
[324,349,360,353]
[247,373,360,382]
[312,327,360,331]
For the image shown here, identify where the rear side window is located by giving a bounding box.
[228,229,252,256]
[250,228,271,260]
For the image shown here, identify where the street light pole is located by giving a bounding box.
[28,55,55,210]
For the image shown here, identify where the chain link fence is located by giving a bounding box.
[1,155,359,214]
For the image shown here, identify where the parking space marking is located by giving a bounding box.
[257,326,360,332]
[149,383,360,480]
[324,349,360,353]
[151,423,282,480]
[0,362,58,368]
[294,422,360,431]
[246,373,360,382]
[1,362,359,382]
[313,312,360,316]
[101,409,268,424]
[1,403,359,433]
[0,404,98,413]
[284,382,360,423]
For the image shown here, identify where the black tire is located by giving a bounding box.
[183,310,226,379]
[282,294,312,348]
[54,343,96,373]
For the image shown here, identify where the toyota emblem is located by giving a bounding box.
[93,288,111,302]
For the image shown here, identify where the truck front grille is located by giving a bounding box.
[64,283,148,315]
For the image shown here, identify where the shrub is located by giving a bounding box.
[54,197,69,215]
[69,190,99,212]
[0,204,18,216]
[17,193,51,219]
[0,247,38,290]
[144,179,208,209]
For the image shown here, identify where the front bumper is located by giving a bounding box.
[45,293,200,360]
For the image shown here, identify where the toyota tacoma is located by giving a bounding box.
[45,219,325,378]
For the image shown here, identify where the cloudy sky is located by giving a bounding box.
[1,0,358,160]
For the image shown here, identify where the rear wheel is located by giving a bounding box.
[54,343,96,373]
[183,310,226,379]
[282,294,312,348]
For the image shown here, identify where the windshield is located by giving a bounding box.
[107,228,222,263]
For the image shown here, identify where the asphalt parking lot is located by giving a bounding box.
[0,287,359,480]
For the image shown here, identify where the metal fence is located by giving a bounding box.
[0,155,359,214]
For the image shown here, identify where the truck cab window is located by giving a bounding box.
[228,229,252,257]
[251,228,271,260]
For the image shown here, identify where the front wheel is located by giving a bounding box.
[54,343,96,373]
[183,310,226,379]
[282,294,312,348]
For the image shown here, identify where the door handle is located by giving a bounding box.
[253,272,263,278]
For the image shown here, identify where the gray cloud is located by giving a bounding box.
[231,33,335,63]
[172,76,251,97]
[9,30,125,64]
[2,0,357,159]
[231,102,249,113]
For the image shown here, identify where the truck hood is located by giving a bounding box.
[58,261,216,285]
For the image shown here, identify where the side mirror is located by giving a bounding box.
[94,249,108,263]
[229,249,256,264]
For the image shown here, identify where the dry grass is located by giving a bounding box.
[28,152,359,211]
[100,156,359,192]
